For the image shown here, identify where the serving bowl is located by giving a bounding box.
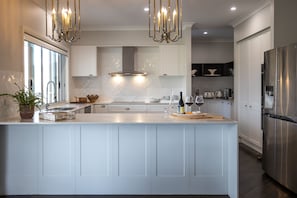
[87,94,99,103]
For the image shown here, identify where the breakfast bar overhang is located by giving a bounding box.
[0,113,238,198]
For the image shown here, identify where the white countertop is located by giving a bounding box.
[0,113,236,125]
[94,100,178,105]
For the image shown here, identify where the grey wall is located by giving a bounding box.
[274,0,297,47]
[192,42,234,63]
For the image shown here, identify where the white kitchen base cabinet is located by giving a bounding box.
[0,123,237,197]
[201,100,233,119]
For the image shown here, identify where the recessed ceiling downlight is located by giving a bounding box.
[230,6,237,11]
[203,31,208,35]
[144,7,149,12]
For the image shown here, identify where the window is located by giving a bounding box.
[24,39,67,105]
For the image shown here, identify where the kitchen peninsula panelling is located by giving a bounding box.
[0,113,238,197]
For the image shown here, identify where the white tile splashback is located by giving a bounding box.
[0,70,24,119]
[70,47,186,102]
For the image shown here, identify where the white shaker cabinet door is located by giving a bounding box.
[189,125,228,194]
[152,125,188,194]
[75,125,112,194]
[2,125,39,195]
[71,46,97,77]
[38,125,78,194]
[111,125,152,194]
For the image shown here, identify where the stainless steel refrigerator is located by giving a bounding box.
[262,43,297,194]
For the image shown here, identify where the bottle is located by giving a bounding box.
[178,91,185,114]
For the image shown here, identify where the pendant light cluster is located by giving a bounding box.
[148,0,183,43]
[45,0,183,44]
[46,0,80,44]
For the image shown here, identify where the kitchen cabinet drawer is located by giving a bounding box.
[108,105,146,113]
[94,104,109,113]
[146,105,168,112]
[201,100,233,119]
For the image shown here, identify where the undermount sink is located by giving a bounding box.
[43,107,76,112]
[51,107,75,111]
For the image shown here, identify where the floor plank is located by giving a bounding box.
[239,143,297,198]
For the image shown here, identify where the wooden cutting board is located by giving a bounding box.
[171,112,224,120]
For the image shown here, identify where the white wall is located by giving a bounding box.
[234,4,273,43]
[0,0,24,72]
[192,42,234,63]
[274,0,297,47]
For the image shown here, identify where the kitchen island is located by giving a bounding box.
[0,113,238,198]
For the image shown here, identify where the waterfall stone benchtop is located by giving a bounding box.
[0,113,237,125]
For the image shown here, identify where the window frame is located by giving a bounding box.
[24,34,69,105]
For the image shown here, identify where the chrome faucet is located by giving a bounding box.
[46,81,56,110]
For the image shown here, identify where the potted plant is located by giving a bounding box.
[0,83,42,119]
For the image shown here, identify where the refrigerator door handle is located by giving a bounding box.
[265,113,297,124]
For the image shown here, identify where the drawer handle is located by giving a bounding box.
[125,108,130,111]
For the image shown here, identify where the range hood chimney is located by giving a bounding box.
[109,47,147,76]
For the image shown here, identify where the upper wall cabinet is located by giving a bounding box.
[71,46,97,77]
[159,45,185,76]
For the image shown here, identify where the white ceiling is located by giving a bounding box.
[32,0,270,41]
[79,0,270,41]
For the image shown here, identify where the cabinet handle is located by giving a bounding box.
[125,107,130,111]
[249,105,252,108]
[163,74,168,76]
[244,104,248,107]
[101,105,106,108]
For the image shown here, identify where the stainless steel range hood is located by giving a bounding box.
[109,47,147,76]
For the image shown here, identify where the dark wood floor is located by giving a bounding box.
[239,144,297,198]
[1,143,297,198]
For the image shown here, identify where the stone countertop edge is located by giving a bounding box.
[93,102,175,105]
[0,113,237,125]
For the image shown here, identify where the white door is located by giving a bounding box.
[237,29,271,152]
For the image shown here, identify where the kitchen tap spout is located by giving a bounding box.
[46,81,56,110]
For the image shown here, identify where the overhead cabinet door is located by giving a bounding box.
[71,46,97,77]
[159,45,185,76]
